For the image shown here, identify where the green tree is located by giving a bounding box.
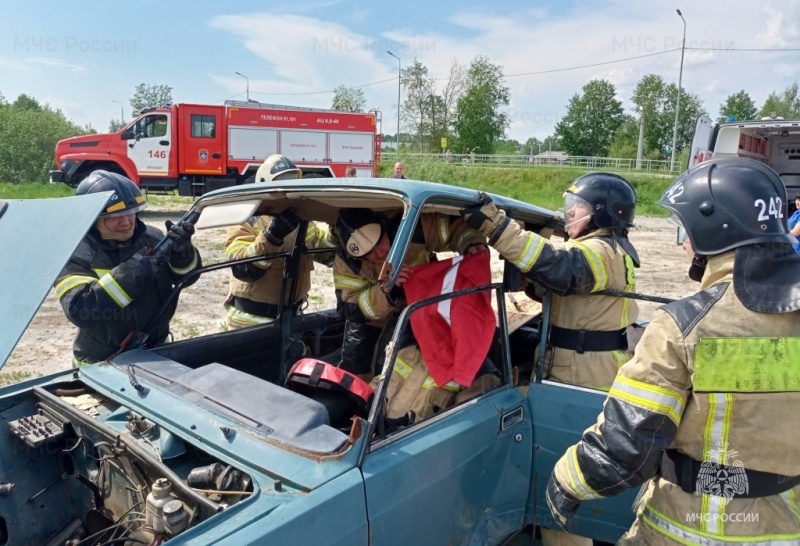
[555,79,624,157]
[631,74,705,159]
[0,94,90,183]
[494,138,521,154]
[401,59,436,152]
[608,115,640,159]
[759,82,800,119]
[331,85,366,112]
[11,93,43,112]
[453,56,509,154]
[719,90,758,122]
[130,83,173,116]
[108,119,126,132]
[523,137,544,156]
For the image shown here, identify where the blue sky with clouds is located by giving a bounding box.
[1,0,798,142]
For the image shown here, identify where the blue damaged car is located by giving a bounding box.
[0,179,640,545]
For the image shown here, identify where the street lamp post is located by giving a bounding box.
[669,9,687,172]
[112,100,124,125]
[387,50,401,156]
[235,71,250,102]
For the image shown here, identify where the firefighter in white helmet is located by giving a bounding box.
[332,208,486,380]
[223,154,335,329]
[547,157,800,544]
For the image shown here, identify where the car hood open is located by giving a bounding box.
[0,193,111,369]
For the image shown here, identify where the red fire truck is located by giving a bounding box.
[50,101,382,195]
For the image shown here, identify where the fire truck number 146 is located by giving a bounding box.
[148,150,168,159]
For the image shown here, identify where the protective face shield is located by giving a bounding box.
[667,212,687,246]
[667,212,707,282]
[562,192,593,233]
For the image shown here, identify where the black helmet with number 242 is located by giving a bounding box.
[658,157,795,255]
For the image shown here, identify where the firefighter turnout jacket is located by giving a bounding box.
[333,213,485,326]
[490,221,638,390]
[224,217,334,327]
[55,219,200,365]
[550,249,800,544]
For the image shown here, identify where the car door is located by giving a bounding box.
[361,287,532,546]
[125,113,172,176]
[528,381,638,542]
[526,295,638,543]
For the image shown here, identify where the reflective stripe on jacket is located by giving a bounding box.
[55,219,201,363]
[491,222,638,390]
[553,251,800,544]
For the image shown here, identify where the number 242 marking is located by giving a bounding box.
[754,197,783,221]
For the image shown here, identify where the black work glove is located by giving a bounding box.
[264,208,300,246]
[459,191,506,238]
[165,220,195,255]
[121,251,169,288]
[546,473,581,532]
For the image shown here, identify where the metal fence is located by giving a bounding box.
[387,153,678,174]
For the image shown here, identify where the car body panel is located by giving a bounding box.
[0,193,111,368]
[363,385,532,545]
[529,381,639,543]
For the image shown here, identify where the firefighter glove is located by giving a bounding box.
[124,252,168,287]
[546,473,580,532]
[165,220,195,255]
[264,208,300,246]
[460,192,506,239]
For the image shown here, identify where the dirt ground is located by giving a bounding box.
[6,208,697,382]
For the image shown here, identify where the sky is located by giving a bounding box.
[1,0,798,143]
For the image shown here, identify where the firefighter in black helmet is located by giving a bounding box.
[224,154,336,329]
[461,173,640,545]
[547,157,800,544]
[55,170,201,366]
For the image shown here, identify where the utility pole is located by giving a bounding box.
[235,71,250,102]
[636,114,645,170]
[669,9,687,172]
[112,100,124,125]
[387,51,401,157]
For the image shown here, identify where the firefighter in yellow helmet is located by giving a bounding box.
[223,154,335,329]
[55,170,201,366]
[546,157,800,544]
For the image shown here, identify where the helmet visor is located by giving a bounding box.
[562,192,592,222]
[667,212,687,245]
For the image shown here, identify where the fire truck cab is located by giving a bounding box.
[50,101,382,196]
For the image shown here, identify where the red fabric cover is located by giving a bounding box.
[402,251,494,388]
[289,358,375,403]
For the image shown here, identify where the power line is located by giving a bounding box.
[503,48,681,78]
[686,46,800,52]
[211,45,799,99]
[249,77,397,97]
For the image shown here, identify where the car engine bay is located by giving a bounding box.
[0,380,253,546]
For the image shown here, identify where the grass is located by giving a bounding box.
[0,183,74,199]
[380,158,675,217]
[0,370,34,386]
[2,162,676,217]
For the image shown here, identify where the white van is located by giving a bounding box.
[689,115,800,213]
